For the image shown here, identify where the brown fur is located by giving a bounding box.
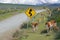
[31,22,38,32]
[32,22,38,27]
[45,20,59,31]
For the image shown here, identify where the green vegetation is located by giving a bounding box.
[49,8,60,40]
[1,3,60,40]
[49,8,60,22]
[0,3,44,21]
[0,9,24,21]
[12,11,56,40]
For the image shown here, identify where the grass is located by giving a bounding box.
[50,8,60,40]
[21,18,55,40]
[0,12,17,21]
[12,11,56,40]
[0,5,44,21]
[0,10,24,21]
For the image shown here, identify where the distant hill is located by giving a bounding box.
[0,3,37,9]
[43,3,60,8]
[48,3,60,6]
[0,3,60,10]
[36,3,60,8]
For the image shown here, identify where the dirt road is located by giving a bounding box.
[0,9,45,40]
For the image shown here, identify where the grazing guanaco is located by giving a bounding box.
[31,22,38,32]
[45,20,59,33]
